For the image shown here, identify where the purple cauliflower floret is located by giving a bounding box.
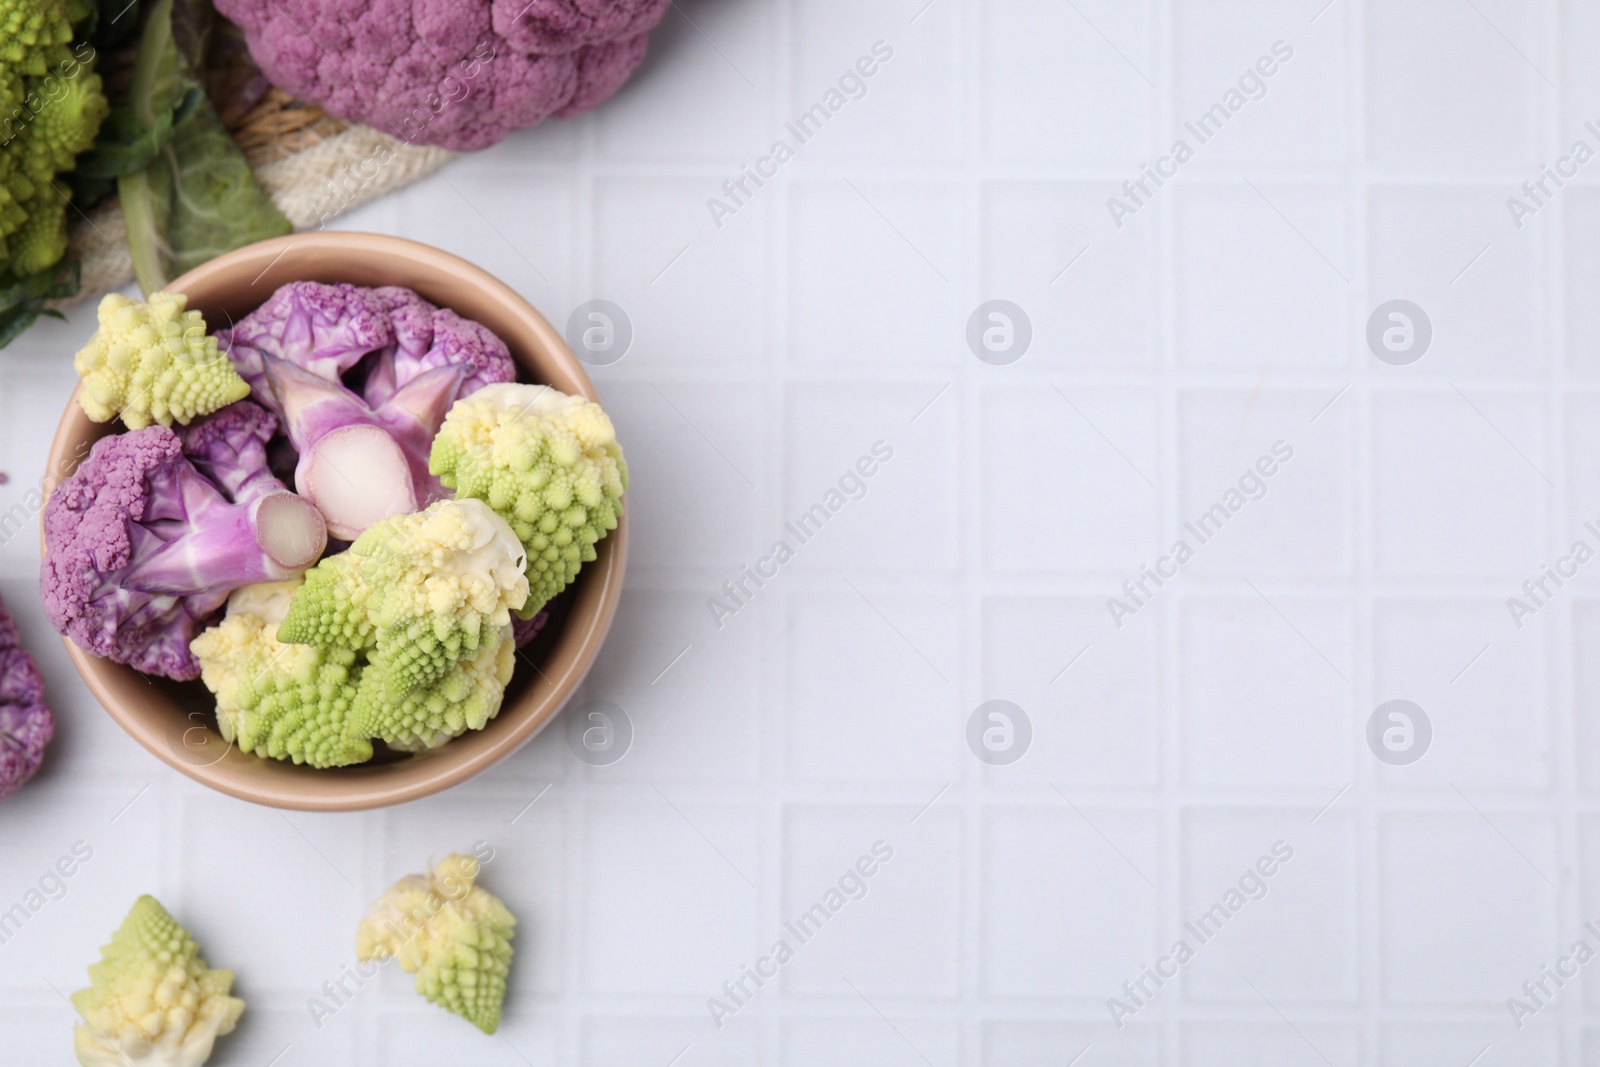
[217,281,515,540]
[40,426,328,681]
[365,287,516,407]
[176,400,284,505]
[495,0,667,53]
[213,0,670,151]
[0,594,53,801]
[222,281,394,389]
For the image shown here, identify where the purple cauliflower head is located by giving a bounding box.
[0,593,53,801]
[213,0,671,151]
[41,423,328,680]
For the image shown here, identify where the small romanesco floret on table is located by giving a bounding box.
[429,383,627,618]
[357,854,515,1034]
[279,498,529,701]
[74,292,251,430]
[71,895,244,1067]
[190,581,373,769]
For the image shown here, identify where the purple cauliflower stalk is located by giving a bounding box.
[251,357,456,539]
[175,398,286,505]
[217,281,515,540]
[40,416,328,681]
[0,594,53,801]
[213,0,670,151]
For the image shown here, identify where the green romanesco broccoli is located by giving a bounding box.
[191,581,374,769]
[7,181,69,271]
[356,854,516,1034]
[0,0,70,71]
[73,291,251,429]
[70,894,245,1067]
[429,383,627,617]
[279,498,529,701]
[351,623,516,750]
[0,0,107,275]
[272,548,375,651]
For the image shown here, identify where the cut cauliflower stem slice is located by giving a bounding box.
[430,383,627,617]
[190,581,372,769]
[71,895,244,1067]
[280,498,528,701]
[357,854,515,1034]
[74,292,251,430]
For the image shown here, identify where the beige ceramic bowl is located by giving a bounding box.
[43,232,627,811]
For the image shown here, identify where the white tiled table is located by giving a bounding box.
[1,0,1594,1063]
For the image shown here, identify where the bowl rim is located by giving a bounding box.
[42,232,628,811]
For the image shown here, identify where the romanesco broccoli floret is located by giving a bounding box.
[429,383,626,617]
[356,854,515,1034]
[16,54,102,183]
[6,184,67,273]
[279,498,528,700]
[0,0,107,274]
[0,70,20,133]
[190,581,373,769]
[74,292,251,429]
[70,895,244,1067]
[352,623,515,750]
[272,548,375,651]
[0,0,71,75]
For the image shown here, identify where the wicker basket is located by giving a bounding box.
[60,84,454,307]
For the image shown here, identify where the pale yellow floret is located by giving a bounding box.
[361,497,529,639]
[429,384,627,617]
[192,581,301,731]
[356,854,516,1034]
[73,292,249,429]
[70,895,244,1067]
[350,498,527,700]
